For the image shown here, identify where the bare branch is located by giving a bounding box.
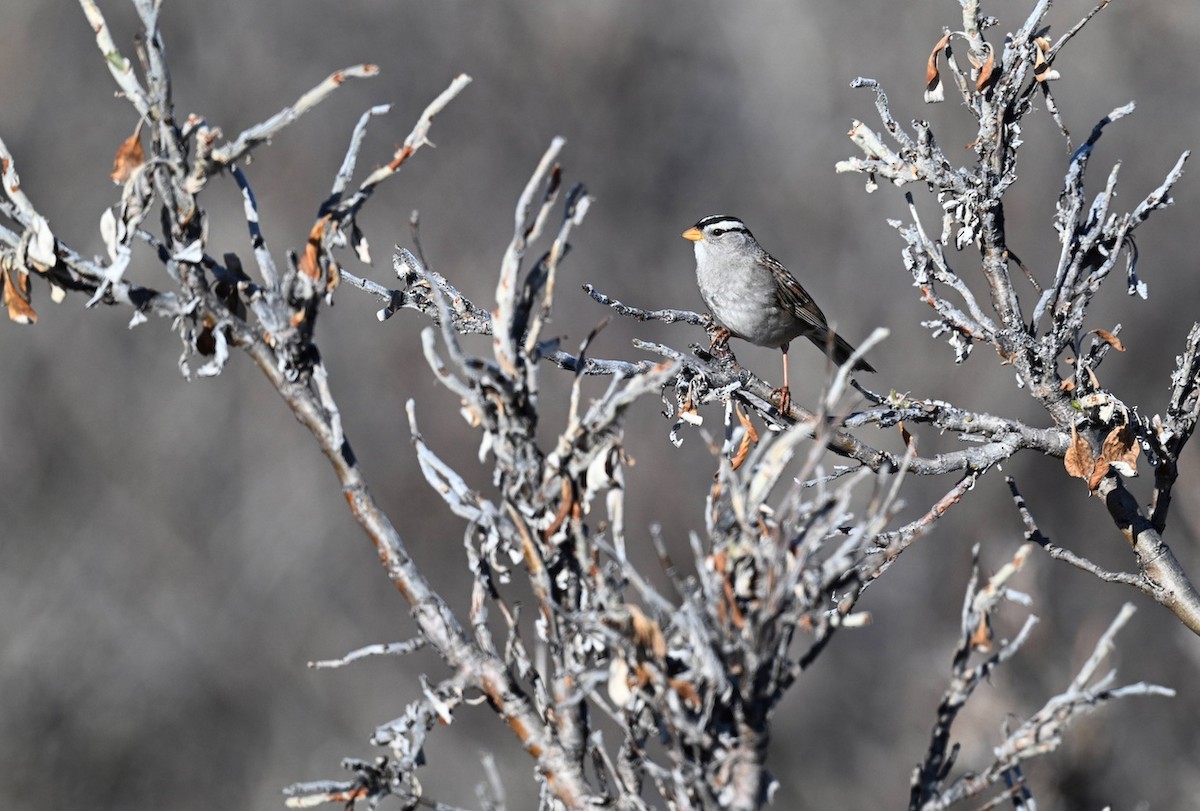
[912,568,1172,810]
[308,638,427,670]
[329,103,393,198]
[332,73,473,223]
[909,543,1039,811]
[211,65,380,168]
[584,283,709,328]
[79,0,152,116]
[1006,477,1151,592]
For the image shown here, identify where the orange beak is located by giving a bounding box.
[681,227,704,242]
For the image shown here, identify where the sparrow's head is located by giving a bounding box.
[682,215,757,258]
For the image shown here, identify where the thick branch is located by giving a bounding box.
[242,337,596,806]
[1096,475,1200,634]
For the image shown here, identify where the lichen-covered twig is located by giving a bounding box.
[835,0,1200,635]
[909,553,1171,810]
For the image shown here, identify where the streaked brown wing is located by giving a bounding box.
[765,255,829,331]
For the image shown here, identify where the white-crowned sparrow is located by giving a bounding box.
[682,215,875,410]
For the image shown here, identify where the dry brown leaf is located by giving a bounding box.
[730,434,751,470]
[2,264,37,325]
[678,397,702,427]
[730,403,759,471]
[298,216,329,281]
[710,548,727,575]
[1087,458,1111,492]
[1099,423,1140,479]
[628,604,666,661]
[969,613,993,652]
[1064,426,1094,482]
[1033,36,1060,82]
[900,421,916,450]
[723,575,746,629]
[110,123,145,184]
[325,260,341,298]
[974,44,996,91]
[925,33,951,103]
[668,677,703,711]
[1067,422,1141,491]
[1091,328,1126,352]
[542,477,573,540]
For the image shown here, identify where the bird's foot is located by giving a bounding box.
[708,326,732,354]
[770,386,793,415]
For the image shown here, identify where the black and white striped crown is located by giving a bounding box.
[692,215,752,239]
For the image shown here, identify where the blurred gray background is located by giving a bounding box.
[2,1,1199,808]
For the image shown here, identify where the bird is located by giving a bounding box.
[682,214,875,412]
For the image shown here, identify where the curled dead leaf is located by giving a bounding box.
[628,604,667,661]
[1099,423,1139,479]
[1063,426,1094,482]
[1087,458,1110,492]
[1091,328,1125,352]
[668,677,703,711]
[972,43,996,91]
[730,403,759,471]
[325,260,341,298]
[298,216,329,281]
[969,613,993,652]
[110,122,145,184]
[542,477,574,540]
[678,398,702,426]
[722,574,746,629]
[1033,36,1060,82]
[1067,422,1140,491]
[925,32,952,103]
[2,263,37,324]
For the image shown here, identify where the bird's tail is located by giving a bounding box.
[809,327,876,373]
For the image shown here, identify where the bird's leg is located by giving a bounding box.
[706,324,736,361]
[708,325,732,352]
[771,345,793,414]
